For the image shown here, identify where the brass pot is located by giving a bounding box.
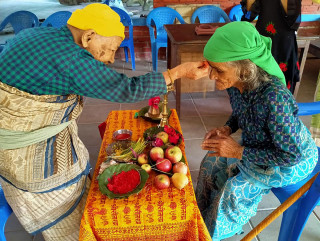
[147,106,160,118]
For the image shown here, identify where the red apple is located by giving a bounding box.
[137,153,149,165]
[156,158,172,172]
[165,145,183,163]
[154,174,170,190]
[156,131,169,144]
[141,164,152,174]
[172,162,188,175]
[149,147,164,161]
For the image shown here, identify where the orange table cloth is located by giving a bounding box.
[79,109,211,241]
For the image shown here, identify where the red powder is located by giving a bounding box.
[115,133,131,140]
[107,169,140,194]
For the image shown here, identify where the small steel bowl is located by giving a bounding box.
[112,129,132,141]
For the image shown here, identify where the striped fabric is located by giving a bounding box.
[0,82,90,193]
[0,176,90,235]
[0,81,92,235]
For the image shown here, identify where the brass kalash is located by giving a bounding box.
[146,83,174,127]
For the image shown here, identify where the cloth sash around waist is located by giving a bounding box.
[0,81,89,192]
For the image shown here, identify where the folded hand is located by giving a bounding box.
[201,131,244,159]
[204,126,232,140]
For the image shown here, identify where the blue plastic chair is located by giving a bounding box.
[228,4,243,22]
[191,5,230,24]
[111,7,136,71]
[41,11,72,28]
[0,11,39,35]
[0,184,12,241]
[146,7,186,72]
[271,101,320,241]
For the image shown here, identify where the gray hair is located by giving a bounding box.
[226,59,272,91]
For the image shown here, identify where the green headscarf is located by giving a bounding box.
[203,22,286,85]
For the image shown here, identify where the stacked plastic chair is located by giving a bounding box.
[191,5,230,24]
[0,11,39,53]
[228,4,244,22]
[146,7,186,72]
[111,7,136,71]
[0,11,39,34]
[0,184,12,241]
[41,11,72,28]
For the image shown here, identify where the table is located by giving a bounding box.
[309,39,320,59]
[165,23,319,117]
[165,23,225,118]
[79,109,211,241]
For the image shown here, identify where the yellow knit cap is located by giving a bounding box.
[67,3,125,39]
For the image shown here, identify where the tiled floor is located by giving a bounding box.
[2,1,320,241]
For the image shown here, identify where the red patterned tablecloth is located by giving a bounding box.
[79,109,211,241]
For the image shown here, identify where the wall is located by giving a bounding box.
[116,0,320,62]
[154,0,320,14]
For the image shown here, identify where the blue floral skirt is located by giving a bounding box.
[195,143,317,240]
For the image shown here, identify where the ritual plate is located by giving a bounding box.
[98,164,149,199]
[136,105,172,123]
[143,126,183,146]
[106,141,131,156]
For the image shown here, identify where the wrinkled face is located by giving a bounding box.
[207,61,240,90]
[84,34,122,65]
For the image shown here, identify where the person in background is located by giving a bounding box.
[195,21,317,241]
[241,0,301,93]
[0,3,208,241]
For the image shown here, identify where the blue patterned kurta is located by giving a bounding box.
[195,79,318,240]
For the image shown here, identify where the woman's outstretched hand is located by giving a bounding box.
[201,131,244,159]
[182,61,210,80]
[171,61,210,80]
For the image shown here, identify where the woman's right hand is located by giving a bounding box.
[180,61,210,80]
[204,126,232,140]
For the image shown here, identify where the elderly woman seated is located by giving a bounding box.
[195,22,318,241]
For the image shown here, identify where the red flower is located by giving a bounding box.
[287,81,291,90]
[164,125,170,133]
[279,62,287,72]
[266,23,276,35]
[266,24,274,32]
[152,138,164,147]
[164,125,176,136]
[148,97,161,109]
[169,134,180,145]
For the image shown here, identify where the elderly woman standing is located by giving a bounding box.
[195,22,318,240]
[0,4,208,241]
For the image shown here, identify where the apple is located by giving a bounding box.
[141,164,152,174]
[171,173,189,190]
[156,158,172,173]
[149,147,164,161]
[154,174,170,190]
[137,153,149,165]
[172,162,188,175]
[156,131,169,144]
[165,145,183,163]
